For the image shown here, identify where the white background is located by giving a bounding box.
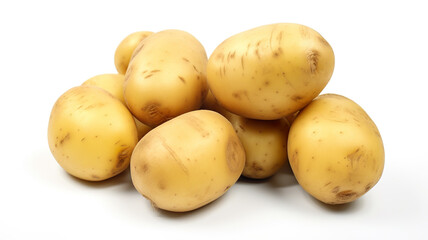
[1,0,427,239]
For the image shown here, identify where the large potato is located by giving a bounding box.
[48,86,139,181]
[124,29,208,127]
[114,31,153,74]
[130,110,245,212]
[203,91,289,179]
[287,94,384,204]
[82,73,152,140]
[207,23,335,120]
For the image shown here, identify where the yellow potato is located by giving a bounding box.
[114,31,153,74]
[82,73,126,103]
[124,29,208,127]
[203,91,289,179]
[130,110,245,212]
[82,73,152,139]
[48,86,139,181]
[207,23,335,120]
[287,94,384,204]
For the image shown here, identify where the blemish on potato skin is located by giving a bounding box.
[226,137,243,172]
[336,190,357,201]
[91,174,100,180]
[307,49,319,74]
[224,185,231,192]
[178,76,186,83]
[59,133,70,145]
[332,186,340,193]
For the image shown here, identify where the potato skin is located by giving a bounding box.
[124,29,208,127]
[130,110,245,212]
[207,23,335,120]
[203,91,289,179]
[48,86,138,181]
[114,31,153,74]
[81,73,152,140]
[287,94,384,204]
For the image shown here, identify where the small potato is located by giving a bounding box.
[207,23,335,120]
[82,73,126,103]
[124,29,208,127]
[130,110,245,212]
[114,31,153,74]
[48,86,138,181]
[82,73,152,139]
[287,94,384,204]
[203,91,289,179]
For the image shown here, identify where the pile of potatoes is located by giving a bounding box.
[48,23,385,212]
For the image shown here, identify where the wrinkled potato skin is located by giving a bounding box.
[114,31,153,74]
[48,86,138,181]
[130,110,245,212]
[287,94,384,204]
[82,73,152,140]
[124,30,208,127]
[203,91,289,179]
[207,23,335,120]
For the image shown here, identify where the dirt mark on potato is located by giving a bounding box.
[226,137,244,173]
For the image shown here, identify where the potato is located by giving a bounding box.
[287,94,384,204]
[114,31,153,74]
[82,73,152,139]
[207,23,335,120]
[124,29,208,127]
[130,110,245,212]
[48,86,139,181]
[203,91,289,179]
[82,73,126,103]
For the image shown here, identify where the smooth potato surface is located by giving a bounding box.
[207,23,335,120]
[130,110,245,212]
[48,86,138,181]
[288,94,384,204]
[124,30,208,127]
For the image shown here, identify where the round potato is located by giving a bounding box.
[82,73,152,139]
[130,110,245,212]
[203,91,289,179]
[287,94,384,204]
[124,29,208,127]
[207,23,335,120]
[114,31,153,74]
[48,86,139,181]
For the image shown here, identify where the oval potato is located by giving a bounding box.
[287,94,385,204]
[124,29,208,127]
[114,31,153,74]
[130,110,245,212]
[48,86,139,181]
[207,23,335,120]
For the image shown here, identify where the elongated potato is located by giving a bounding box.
[130,110,245,212]
[207,23,335,120]
[124,29,208,127]
[203,91,289,179]
[48,86,138,181]
[82,73,152,139]
[114,31,153,74]
[288,94,384,204]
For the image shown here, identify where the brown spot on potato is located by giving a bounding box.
[80,137,86,142]
[365,183,373,193]
[144,74,153,79]
[332,186,340,193]
[59,133,70,145]
[226,137,243,173]
[157,134,189,174]
[184,115,210,138]
[91,175,100,180]
[142,163,149,173]
[336,190,357,201]
[291,95,304,101]
[324,182,332,187]
[347,147,365,168]
[158,181,166,190]
[142,102,168,126]
[251,162,264,172]
[178,76,186,83]
[116,147,131,168]
[240,55,245,69]
[224,185,231,192]
[255,49,261,59]
[307,49,319,74]
[290,150,299,172]
[150,69,161,73]
[182,57,190,62]
[232,90,249,101]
